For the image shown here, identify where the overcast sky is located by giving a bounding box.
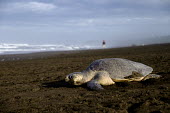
[0,0,170,45]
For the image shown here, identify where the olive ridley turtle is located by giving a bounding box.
[65,58,161,90]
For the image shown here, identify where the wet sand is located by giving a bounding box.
[0,43,170,113]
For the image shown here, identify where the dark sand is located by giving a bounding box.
[0,44,170,113]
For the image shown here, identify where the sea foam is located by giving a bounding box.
[0,43,99,55]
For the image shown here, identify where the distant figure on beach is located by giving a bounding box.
[102,40,106,48]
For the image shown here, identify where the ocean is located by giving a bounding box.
[0,43,100,55]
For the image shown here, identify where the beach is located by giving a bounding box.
[0,43,170,113]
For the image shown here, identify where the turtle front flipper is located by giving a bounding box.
[87,80,104,90]
[87,71,115,90]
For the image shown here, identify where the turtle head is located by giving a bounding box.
[65,72,84,85]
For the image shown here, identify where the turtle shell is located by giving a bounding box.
[86,58,153,79]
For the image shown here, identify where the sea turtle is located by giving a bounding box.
[65,58,161,90]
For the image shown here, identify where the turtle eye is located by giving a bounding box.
[69,75,72,79]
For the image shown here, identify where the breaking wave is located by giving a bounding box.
[0,43,100,55]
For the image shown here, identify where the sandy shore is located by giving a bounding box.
[0,43,170,113]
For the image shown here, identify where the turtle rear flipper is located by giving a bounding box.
[123,71,144,81]
[124,71,143,79]
[142,74,162,81]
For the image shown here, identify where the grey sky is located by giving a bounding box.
[0,0,170,46]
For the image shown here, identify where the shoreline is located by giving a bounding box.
[0,43,169,61]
